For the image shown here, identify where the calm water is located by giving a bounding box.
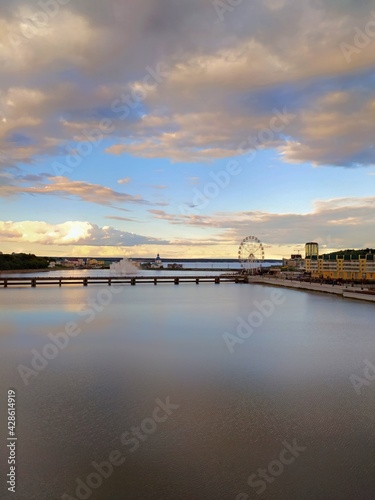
[1,284,374,499]
[0,260,278,279]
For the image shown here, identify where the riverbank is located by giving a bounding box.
[0,269,50,274]
[248,276,375,302]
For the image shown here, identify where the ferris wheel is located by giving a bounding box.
[238,236,265,274]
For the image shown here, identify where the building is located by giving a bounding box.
[167,263,183,269]
[150,254,163,269]
[305,255,319,275]
[305,242,319,258]
[87,259,104,267]
[305,252,375,281]
[282,254,305,270]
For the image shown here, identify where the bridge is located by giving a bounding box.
[0,275,249,288]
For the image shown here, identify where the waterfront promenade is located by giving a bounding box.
[249,276,375,302]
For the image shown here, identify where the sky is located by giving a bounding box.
[0,0,375,259]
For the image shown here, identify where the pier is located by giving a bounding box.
[0,275,249,288]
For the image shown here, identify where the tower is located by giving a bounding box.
[305,242,319,259]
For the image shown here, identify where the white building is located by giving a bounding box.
[150,253,163,269]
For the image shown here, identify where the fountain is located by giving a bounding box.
[110,259,139,275]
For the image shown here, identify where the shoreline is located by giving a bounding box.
[0,269,50,275]
[248,277,375,303]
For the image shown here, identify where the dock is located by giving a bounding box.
[0,275,249,288]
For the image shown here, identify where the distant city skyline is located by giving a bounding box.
[1,0,374,258]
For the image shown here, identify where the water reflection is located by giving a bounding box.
[0,284,374,499]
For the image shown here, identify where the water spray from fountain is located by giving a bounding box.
[110,259,139,275]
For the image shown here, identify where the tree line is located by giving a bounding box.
[0,253,50,270]
[325,248,374,258]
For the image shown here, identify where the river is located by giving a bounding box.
[1,283,374,499]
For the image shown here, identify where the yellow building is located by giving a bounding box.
[305,253,375,281]
[87,259,105,267]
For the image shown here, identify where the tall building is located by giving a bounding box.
[305,242,319,258]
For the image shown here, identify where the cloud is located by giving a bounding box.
[188,177,200,185]
[279,90,375,167]
[148,209,177,221]
[2,194,372,257]
[0,0,375,168]
[0,221,23,240]
[0,220,169,247]
[0,176,148,208]
[105,215,144,223]
[148,196,375,249]
[118,177,131,184]
[0,8,98,73]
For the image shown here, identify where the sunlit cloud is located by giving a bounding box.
[0,176,148,208]
[0,220,169,247]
